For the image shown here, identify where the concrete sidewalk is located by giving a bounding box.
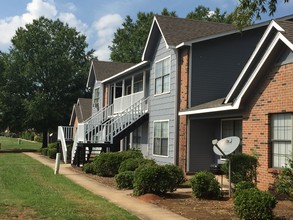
[24,152,188,220]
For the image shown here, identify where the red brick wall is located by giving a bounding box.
[178,47,189,171]
[242,62,293,190]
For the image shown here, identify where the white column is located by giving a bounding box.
[143,71,146,98]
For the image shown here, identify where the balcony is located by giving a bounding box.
[113,91,144,114]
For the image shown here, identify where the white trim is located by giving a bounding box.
[179,104,237,116]
[152,119,169,157]
[224,20,285,104]
[154,55,171,95]
[86,61,95,88]
[101,61,148,83]
[142,17,169,61]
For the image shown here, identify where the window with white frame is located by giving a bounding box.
[155,57,170,95]
[271,113,292,168]
[153,121,168,156]
[132,126,142,150]
[222,119,242,152]
[94,87,100,110]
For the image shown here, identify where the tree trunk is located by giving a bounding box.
[42,129,48,148]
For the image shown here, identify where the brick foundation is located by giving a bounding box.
[242,62,293,190]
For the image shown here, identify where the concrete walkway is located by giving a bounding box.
[24,152,188,220]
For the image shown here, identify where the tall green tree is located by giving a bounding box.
[186,5,233,23]
[4,17,93,147]
[109,8,177,63]
[234,0,290,28]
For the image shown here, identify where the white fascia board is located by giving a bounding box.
[86,61,94,88]
[101,61,148,83]
[234,32,292,106]
[224,20,285,104]
[142,16,170,60]
[69,104,76,125]
[178,104,238,116]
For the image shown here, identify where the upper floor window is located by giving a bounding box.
[155,57,170,95]
[134,73,143,93]
[94,87,100,110]
[271,113,292,168]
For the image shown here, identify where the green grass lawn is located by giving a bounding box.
[0,153,139,220]
[0,136,41,150]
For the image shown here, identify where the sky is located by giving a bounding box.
[1,0,293,61]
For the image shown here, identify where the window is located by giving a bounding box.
[132,126,142,150]
[271,113,292,168]
[222,119,242,152]
[134,73,143,93]
[94,87,100,110]
[115,81,122,98]
[155,57,170,94]
[153,121,168,156]
[124,78,132,95]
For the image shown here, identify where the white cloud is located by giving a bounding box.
[65,2,77,12]
[92,14,123,61]
[58,12,88,34]
[27,0,57,19]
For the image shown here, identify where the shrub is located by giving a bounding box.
[47,143,58,159]
[274,158,293,200]
[118,158,155,173]
[190,171,221,199]
[83,162,95,174]
[221,153,258,185]
[115,171,135,189]
[34,134,42,142]
[234,188,277,220]
[40,148,48,156]
[234,181,256,197]
[133,164,172,196]
[164,164,185,191]
[92,150,143,177]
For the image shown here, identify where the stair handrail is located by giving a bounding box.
[104,96,149,143]
[57,126,68,164]
[83,103,114,124]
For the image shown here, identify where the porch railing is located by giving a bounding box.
[57,126,73,164]
[113,91,144,114]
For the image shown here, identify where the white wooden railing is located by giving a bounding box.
[57,126,73,164]
[113,91,144,114]
[71,123,85,163]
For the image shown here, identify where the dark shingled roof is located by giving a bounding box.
[276,20,293,43]
[73,98,92,123]
[92,60,136,81]
[181,98,231,113]
[155,15,236,46]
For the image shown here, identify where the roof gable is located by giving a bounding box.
[142,15,235,60]
[86,60,135,88]
[69,98,92,125]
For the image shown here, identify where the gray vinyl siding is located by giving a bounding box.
[148,35,177,165]
[191,27,266,106]
[188,119,221,172]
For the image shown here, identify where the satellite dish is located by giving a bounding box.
[213,136,240,156]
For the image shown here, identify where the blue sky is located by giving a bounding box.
[1,0,293,60]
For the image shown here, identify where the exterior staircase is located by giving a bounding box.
[71,97,149,166]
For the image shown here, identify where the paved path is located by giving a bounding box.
[24,152,188,220]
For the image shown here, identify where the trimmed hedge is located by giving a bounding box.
[133,164,185,196]
[47,143,58,159]
[115,171,135,189]
[190,171,221,199]
[234,181,256,197]
[118,158,155,173]
[164,164,186,191]
[92,150,143,177]
[234,188,277,220]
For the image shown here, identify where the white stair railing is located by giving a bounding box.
[71,123,85,163]
[57,126,73,164]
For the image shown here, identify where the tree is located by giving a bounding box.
[109,8,177,63]
[186,5,233,23]
[234,0,290,28]
[3,17,93,147]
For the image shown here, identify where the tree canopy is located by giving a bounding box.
[0,17,93,147]
[109,8,177,63]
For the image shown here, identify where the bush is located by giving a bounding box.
[133,164,171,196]
[115,171,135,189]
[82,162,95,174]
[234,188,277,220]
[34,134,42,142]
[47,143,58,159]
[221,153,258,185]
[92,150,143,177]
[164,164,185,191]
[190,171,221,199]
[40,148,48,156]
[118,158,155,173]
[274,158,293,200]
[234,181,256,197]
